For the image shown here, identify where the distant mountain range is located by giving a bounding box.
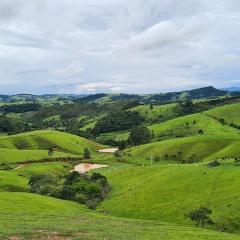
[222,87,240,92]
[0,86,238,103]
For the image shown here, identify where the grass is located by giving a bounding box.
[0,192,239,239]
[131,103,179,123]
[149,112,240,141]
[13,162,72,178]
[0,130,105,155]
[123,135,240,165]
[1,101,240,239]
[206,103,240,125]
[99,163,240,232]
[0,171,28,192]
[0,148,79,164]
[96,131,129,143]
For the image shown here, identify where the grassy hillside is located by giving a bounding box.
[0,171,28,192]
[96,131,129,143]
[14,162,72,178]
[149,112,240,141]
[0,192,239,239]
[0,130,104,155]
[0,148,79,164]
[99,163,240,232]
[131,103,179,123]
[123,135,240,164]
[206,103,240,125]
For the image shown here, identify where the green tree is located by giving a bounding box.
[48,147,54,158]
[129,126,151,146]
[150,103,154,110]
[198,129,204,135]
[188,207,213,228]
[83,148,91,159]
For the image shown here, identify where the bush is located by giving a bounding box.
[83,148,91,159]
[187,207,213,228]
[60,185,76,200]
[75,193,88,204]
[29,174,57,194]
[208,160,220,167]
[86,199,98,209]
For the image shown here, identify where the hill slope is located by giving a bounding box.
[123,135,240,164]
[99,163,240,233]
[0,130,104,155]
[0,192,239,240]
[149,112,240,141]
[206,103,240,126]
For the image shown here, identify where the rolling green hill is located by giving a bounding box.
[1,93,240,239]
[206,103,240,126]
[0,130,104,155]
[0,148,78,164]
[123,135,240,164]
[0,192,239,240]
[14,162,72,178]
[99,163,240,233]
[149,112,240,141]
[0,171,28,192]
[131,103,179,123]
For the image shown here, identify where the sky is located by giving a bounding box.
[0,0,240,94]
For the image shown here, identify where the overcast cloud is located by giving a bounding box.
[0,0,239,94]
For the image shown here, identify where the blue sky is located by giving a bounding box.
[0,0,239,94]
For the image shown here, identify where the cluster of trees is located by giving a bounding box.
[92,111,143,135]
[0,103,40,113]
[129,126,152,146]
[29,171,110,209]
[0,116,31,134]
[158,152,198,164]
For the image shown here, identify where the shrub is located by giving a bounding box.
[187,207,213,228]
[29,174,57,194]
[60,185,76,200]
[83,148,91,159]
[208,160,220,167]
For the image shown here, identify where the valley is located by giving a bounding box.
[0,87,240,239]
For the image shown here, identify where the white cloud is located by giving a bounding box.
[0,0,239,94]
[53,61,83,78]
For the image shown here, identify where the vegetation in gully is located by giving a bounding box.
[0,87,240,239]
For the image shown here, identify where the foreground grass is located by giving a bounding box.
[0,192,239,240]
[99,163,240,232]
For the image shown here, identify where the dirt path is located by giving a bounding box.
[96,148,119,153]
[73,163,108,174]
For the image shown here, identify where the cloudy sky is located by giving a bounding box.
[0,0,240,94]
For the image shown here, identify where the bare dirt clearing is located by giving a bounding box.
[73,163,108,174]
[96,148,119,153]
